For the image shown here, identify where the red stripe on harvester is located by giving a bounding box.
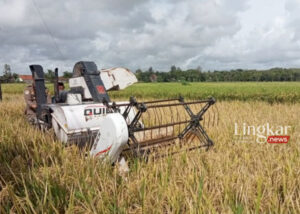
[95,145,112,157]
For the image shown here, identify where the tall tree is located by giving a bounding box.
[2,64,18,83]
[4,64,11,75]
[45,69,55,82]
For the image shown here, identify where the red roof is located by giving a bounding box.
[19,75,33,80]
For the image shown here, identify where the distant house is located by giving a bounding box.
[18,75,33,84]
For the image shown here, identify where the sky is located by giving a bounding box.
[1,0,300,74]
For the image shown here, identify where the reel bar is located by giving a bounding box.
[123,136,178,153]
[108,97,181,108]
[132,120,190,132]
[147,99,212,109]
[136,136,177,148]
[142,98,180,104]
[109,98,211,109]
[123,96,216,156]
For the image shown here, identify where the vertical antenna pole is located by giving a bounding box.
[54,68,59,102]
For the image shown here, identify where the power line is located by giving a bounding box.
[31,0,65,60]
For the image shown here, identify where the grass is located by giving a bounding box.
[110,82,300,103]
[2,82,300,103]
[0,83,299,213]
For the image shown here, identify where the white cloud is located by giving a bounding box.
[0,0,299,73]
[0,0,27,26]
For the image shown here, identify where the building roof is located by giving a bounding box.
[19,75,33,81]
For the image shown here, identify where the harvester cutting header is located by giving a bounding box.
[27,61,217,163]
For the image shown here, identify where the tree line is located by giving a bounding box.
[0,64,19,83]
[1,64,300,83]
[135,66,300,82]
[44,70,72,82]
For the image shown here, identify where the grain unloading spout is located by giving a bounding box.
[100,67,138,91]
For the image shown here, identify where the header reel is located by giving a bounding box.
[105,96,218,158]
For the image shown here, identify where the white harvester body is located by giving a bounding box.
[89,113,129,163]
[50,102,136,146]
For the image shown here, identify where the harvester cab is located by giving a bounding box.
[29,61,217,164]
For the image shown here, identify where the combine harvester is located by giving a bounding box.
[30,61,217,164]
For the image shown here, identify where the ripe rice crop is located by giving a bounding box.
[0,83,299,213]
